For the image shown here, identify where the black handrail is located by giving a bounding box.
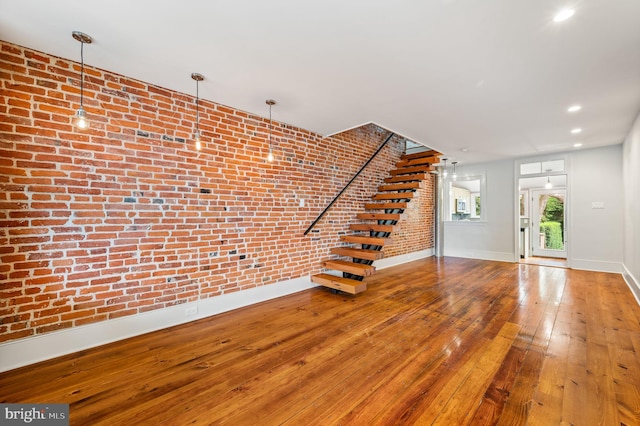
[304,132,395,235]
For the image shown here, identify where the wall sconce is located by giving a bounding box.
[441,158,448,178]
[191,72,204,151]
[451,161,458,181]
[72,31,92,130]
[266,99,276,162]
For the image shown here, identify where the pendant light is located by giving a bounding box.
[191,73,204,151]
[451,161,458,181]
[545,176,553,189]
[266,99,276,162]
[72,31,92,130]
[441,158,448,178]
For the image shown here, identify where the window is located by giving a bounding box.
[445,173,486,222]
[519,190,528,217]
[520,160,565,175]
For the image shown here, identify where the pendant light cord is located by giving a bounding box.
[80,41,85,108]
[195,80,200,133]
[268,103,272,145]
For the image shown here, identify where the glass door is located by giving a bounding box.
[530,188,566,258]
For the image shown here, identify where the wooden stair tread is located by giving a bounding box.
[331,247,383,260]
[310,147,441,296]
[322,259,375,276]
[349,223,396,233]
[364,202,407,210]
[389,165,434,175]
[356,213,401,221]
[396,155,440,168]
[311,273,366,295]
[378,182,421,191]
[401,149,441,160]
[372,192,414,200]
[341,235,391,246]
[384,173,427,183]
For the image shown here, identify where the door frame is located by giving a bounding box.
[514,155,571,266]
[530,187,567,258]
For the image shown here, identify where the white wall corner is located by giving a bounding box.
[373,249,434,269]
[569,259,624,274]
[0,275,316,373]
[442,249,515,263]
[623,264,640,306]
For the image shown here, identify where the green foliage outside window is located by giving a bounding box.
[540,196,564,250]
[540,221,563,250]
[543,196,564,223]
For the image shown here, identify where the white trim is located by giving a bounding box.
[374,249,434,269]
[323,121,428,148]
[324,120,375,137]
[443,249,514,263]
[570,259,623,274]
[443,220,489,226]
[622,264,640,305]
[514,153,572,277]
[444,171,487,223]
[0,276,316,373]
[529,187,568,259]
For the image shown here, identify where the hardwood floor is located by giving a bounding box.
[1,257,639,425]
[520,256,568,268]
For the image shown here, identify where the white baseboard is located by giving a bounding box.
[623,264,640,306]
[569,259,624,274]
[0,276,317,373]
[443,249,515,263]
[374,249,434,269]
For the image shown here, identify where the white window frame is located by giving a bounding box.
[444,171,487,222]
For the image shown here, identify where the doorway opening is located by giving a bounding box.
[518,174,567,268]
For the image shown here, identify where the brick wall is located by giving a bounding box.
[384,181,434,257]
[0,41,434,344]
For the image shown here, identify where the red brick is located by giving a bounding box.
[34,306,72,318]
[35,322,72,334]
[0,329,34,343]
[0,40,435,346]
[75,315,108,326]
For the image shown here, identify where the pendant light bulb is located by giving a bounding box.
[451,161,458,181]
[191,73,204,151]
[72,31,92,131]
[442,158,448,178]
[194,131,202,151]
[74,107,89,130]
[545,176,553,189]
[266,99,276,162]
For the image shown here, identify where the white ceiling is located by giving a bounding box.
[1,0,639,164]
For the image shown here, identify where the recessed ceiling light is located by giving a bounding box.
[573,143,583,148]
[567,105,582,113]
[553,9,575,22]
[571,128,582,134]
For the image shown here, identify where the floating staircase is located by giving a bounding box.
[311,149,441,294]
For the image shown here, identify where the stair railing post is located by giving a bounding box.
[304,132,395,236]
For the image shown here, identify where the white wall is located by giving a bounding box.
[443,146,625,272]
[569,145,624,272]
[623,111,640,299]
[444,160,515,261]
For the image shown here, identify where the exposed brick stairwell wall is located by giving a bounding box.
[0,41,434,344]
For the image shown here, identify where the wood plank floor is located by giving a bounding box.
[2,257,640,425]
[520,256,568,268]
